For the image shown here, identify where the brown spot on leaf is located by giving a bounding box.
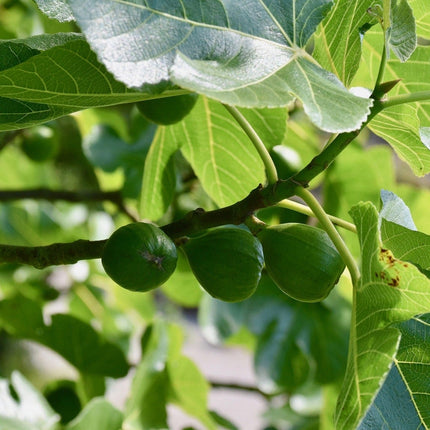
[379,248,397,266]
[387,276,400,287]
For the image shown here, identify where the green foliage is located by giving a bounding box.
[335,202,430,429]
[0,295,129,378]
[1,1,430,429]
[0,371,59,430]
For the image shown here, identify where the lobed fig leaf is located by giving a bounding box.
[183,227,264,302]
[258,223,345,302]
[136,93,198,125]
[102,222,177,292]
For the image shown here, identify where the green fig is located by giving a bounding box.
[258,223,345,302]
[21,125,59,162]
[183,227,264,302]
[102,223,177,292]
[136,93,198,125]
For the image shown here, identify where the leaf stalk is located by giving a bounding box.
[223,104,278,185]
[382,91,430,109]
[294,187,360,287]
[277,199,357,233]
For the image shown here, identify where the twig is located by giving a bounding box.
[210,381,272,399]
[0,188,138,222]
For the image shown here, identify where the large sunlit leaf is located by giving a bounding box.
[177,97,266,207]
[354,30,430,122]
[359,314,430,429]
[61,0,372,133]
[0,35,169,131]
[381,220,430,273]
[239,107,288,150]
[140,99,288,218]
[369,104,430,176]
[313,0,417,85]
[0,372,59,430]
[352,30,430,175]
[35,0,74,22]
[0,295,129,378]
[313,0,377,86]
[139,126,179,220]
[409,0,430,39]
[335,202,430,429]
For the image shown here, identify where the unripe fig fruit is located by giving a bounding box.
[21,125,59,162]
[102,223,177,292]
[136,93,198,125]
[183,227,264,302]
[258,223,345,302]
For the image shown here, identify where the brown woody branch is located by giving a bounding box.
[0,101,384,269]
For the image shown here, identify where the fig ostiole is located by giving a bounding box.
[102,222,177,292]
[183,227,264,302]
[257,223,345,302]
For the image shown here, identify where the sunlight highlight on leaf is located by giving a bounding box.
[313,0,377,86]
[353,29,430,175]
[178,97,266,207]
[140,127,178,220]
[62,0,372,132]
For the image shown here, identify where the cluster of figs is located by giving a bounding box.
[101,220,346,303]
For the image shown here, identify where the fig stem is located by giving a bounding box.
[294,187,360,287]
[245,215,267,235]
[277,199,357,233]
[223,104,279,185]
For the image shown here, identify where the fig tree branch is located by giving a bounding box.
[0,188,138,222]
[0,100,385,268]
[210,380,272,399]
[0,240,106,269]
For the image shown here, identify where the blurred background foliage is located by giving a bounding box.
[1,1,430,429]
